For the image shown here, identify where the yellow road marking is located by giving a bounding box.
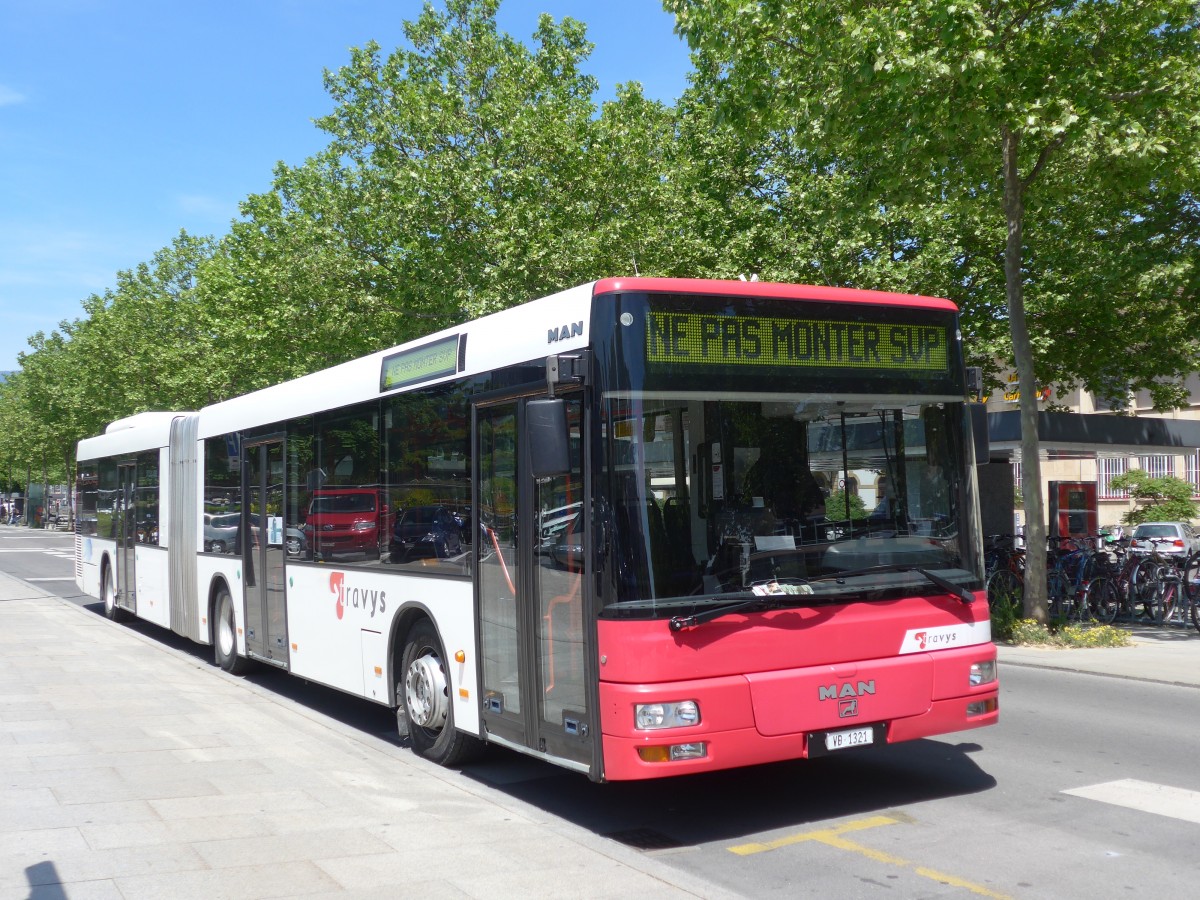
[729,815,899,855]
[730,815,1011,900]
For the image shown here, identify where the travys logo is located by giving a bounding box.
[912,630,957,650]
[329,572,387,620]
[899,621,991,655]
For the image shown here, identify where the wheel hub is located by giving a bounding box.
[218,609,234,656]
[405,652,448,730]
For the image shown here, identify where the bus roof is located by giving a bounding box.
[592,277,957,311]
[77,278,960,456]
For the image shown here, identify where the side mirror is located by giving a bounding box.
[527,399,570,479]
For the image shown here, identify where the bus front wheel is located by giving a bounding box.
[399,619,481,766]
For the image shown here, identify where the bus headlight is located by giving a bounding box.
[635,700,701,730]
[969,660,997,687]
[638,742,708,762]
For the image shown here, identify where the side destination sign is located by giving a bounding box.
[380,334,460,392]
[646,311,949,373]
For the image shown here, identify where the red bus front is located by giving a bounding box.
[585,282,997,781]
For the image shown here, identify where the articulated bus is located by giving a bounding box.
[75,277,998,781]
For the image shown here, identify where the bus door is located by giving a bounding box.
[475,392,592,770]
[115,461,137,614]
[243,438,289,667]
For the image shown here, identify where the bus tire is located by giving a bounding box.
[214,586,249,675]
[399,619,482,766]
[102,563,126,622]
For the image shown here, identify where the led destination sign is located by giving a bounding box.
[379,335,460,392]
[646,311,949,374]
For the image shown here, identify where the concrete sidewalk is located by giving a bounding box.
[0,572,737,900]
[997,623,1200,688]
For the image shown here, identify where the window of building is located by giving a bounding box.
[1098,457,1129,500]
[1139,454,1175,480]
[1187,450,1200,498]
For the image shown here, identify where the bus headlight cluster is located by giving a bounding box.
[635,700,700,730]
[969,660,997,687]
[637,742,708,762]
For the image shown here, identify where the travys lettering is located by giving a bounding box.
[329,572,387,620]
[913,630,959,650]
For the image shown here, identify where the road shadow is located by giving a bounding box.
[460,736,996,848]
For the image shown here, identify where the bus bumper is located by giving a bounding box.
[598,647,999,782]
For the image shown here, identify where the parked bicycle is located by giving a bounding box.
[985,534,1025,615]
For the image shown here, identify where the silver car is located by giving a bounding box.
[204,512,240,553]
[1129,522,1200,558]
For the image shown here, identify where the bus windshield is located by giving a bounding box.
[596,397,983,614]
[589,288,982,617]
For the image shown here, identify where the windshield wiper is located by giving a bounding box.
[914,567,974,605]
[805,563,973,605]
[668,591,816,631]
[667,566,973,631]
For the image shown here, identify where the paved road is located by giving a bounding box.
[0,525,78,597]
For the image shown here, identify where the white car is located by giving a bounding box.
[1128,522,1200,558]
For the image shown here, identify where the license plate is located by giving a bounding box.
[824,726,874,751]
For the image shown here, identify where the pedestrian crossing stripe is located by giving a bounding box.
[1063,779,1200,825]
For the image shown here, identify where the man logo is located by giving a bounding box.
[548,321,583,343]
[818,680,876,701]
[839,698,859,718]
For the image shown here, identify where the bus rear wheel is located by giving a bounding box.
[399,619,481,766]
[102,565,126,622]
[214,587,248,674]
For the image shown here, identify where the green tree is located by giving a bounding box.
[666,0,1200,621]
[826,488,868,522]
[1109,470,1199,525]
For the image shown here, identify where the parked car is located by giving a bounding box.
[285,526,307,557]
[243,514,309,558]
[204,512,240,553]
[303,489,390,559]
[390,505,464,561]
[1128,521,1200,558]
[549,514,585,571]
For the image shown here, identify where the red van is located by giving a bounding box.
[302,488,392,559]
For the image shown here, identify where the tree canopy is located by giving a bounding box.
[1110,470,1200,525]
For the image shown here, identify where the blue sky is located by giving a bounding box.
[0,1,693,372]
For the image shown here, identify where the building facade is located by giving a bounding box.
[985,372,1200,534]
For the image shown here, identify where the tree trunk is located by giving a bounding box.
[64,448,75,529]
[42,448,49,531]
[1003,126,1047,624]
